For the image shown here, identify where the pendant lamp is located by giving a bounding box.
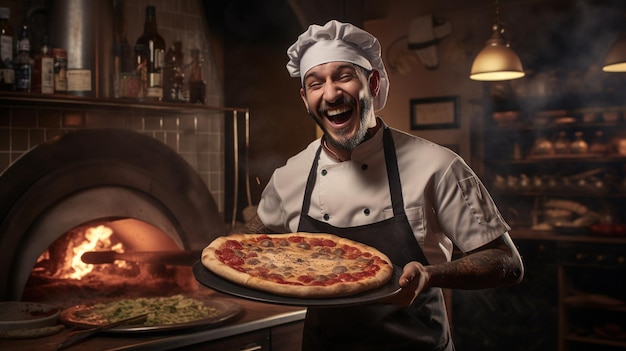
[470,0,525,81]
[603,15,626,72]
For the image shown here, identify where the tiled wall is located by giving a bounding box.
[0,0,229,214]
[0,102,230,215]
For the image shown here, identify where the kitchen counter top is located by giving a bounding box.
[0,289,307,351]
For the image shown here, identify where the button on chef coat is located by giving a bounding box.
[258,118,510,264]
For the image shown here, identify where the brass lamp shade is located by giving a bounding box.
[470,33,525,81]
[603,33,626,72]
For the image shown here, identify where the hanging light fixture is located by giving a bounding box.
[603,14,626,72]
[470,0,525,81]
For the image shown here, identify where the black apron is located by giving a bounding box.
[298,127,453,351]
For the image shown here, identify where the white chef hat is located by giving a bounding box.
[286,20,389,111]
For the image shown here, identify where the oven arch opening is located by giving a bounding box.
[0,129,226,301]
[14,186,185,300]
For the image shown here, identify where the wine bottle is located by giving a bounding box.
[188,49,205,104]
[14,25,32,92]
[163,40,184,102]
[136,5,165,101]
[0,7,15,91]
[32,35,54,94]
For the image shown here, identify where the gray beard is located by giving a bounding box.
[312,97,372,153]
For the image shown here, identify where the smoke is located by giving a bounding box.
[505,0,626,72]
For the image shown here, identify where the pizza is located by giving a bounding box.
[201,233,394,298]
[60,295,221,328]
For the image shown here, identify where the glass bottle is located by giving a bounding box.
[52,48,67,93]
[531,136,553,156]
[0,7,14,91]
[14,24,32,92]
[188,49,206,104]
[162,46,174,101]
[173,41,184,101]
[589,130,607,155]
[136,5,165,101]
[553,131,570,155]
[32,35,54,94]
[570,131,589,154]
[163,40,184,102]
[0,50,12,91]
[132,44,147,100]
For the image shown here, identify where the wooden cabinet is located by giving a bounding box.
[175,320,304,351]
[558,239,626,351]
[178,328,270,351]
[271,320,305,351]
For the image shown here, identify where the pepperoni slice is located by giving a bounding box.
[297,275,314,284]
[338,273,358,282]
[288,236,305,243]
[223,255,245,266]
[364,264,381,272]
[308,238,337,247]
[223,240,244,250]
[216,248,245,266]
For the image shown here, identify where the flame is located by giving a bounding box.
[67,225,112,279]
[44,224,129,280]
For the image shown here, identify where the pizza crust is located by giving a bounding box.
[201,233,394,298]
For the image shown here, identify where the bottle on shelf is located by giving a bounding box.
[14,24,32,92]
[52,48,67,93]
[32,34,54,94]
[136,5,165,101]
[112,43,121,98]
[163,40,185,102]
[0,6,15,91]
[589,131,607,156]
[117,35,138,99]
[131,44,147,100]
[0,52,12,91]
[553,131,570,155]
[188,48,206,104]
[570,131,589,154]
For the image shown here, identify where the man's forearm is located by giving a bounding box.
[426,249,523,290]
[238,214,276,234]
[426,234,524,290]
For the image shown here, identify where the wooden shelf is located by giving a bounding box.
[510,228,626,244]
[0,91,248,114]
[565,334,626,348]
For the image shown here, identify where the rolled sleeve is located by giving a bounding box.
[436,158,510,252]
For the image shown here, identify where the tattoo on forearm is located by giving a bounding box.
[428,241,523,290]
[240,215,274,234]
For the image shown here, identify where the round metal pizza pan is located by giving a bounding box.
[59,297,242,333]
[193,261,402,307]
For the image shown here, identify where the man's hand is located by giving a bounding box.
[381,233,524,306]
[382,261,430,306]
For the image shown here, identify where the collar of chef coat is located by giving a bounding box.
[321,117,386,165]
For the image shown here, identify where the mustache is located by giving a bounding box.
[317,95,357,116]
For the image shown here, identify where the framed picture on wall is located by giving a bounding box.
[410,96,459,130]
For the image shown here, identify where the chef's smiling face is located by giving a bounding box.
[300,62,378,152]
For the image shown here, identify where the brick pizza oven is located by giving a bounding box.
[0,97,246,305]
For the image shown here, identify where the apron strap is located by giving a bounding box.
[382,127,405,216]
[300,145,323,216]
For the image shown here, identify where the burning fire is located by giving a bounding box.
[38,225,129,280]
[68,225,124,279]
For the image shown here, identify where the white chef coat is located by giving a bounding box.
[258,118,510,265]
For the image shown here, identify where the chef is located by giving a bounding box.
[243,20,524,351]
